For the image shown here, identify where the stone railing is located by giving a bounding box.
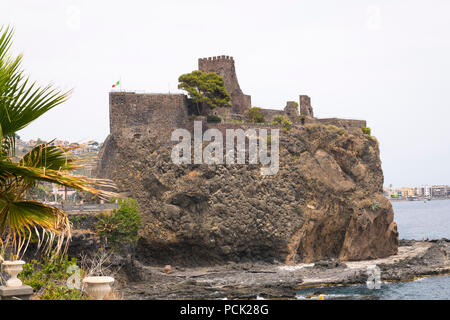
[52,203,119,212]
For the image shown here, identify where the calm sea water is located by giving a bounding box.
[296,275,450,300]
[392,199,450,240]
[296,200,450,300]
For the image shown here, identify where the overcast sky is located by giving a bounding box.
[2,0,450,187]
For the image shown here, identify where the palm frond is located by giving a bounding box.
[0,26,71,155]
[0,199,71,259]
[21,141,81,171]
[0,26,117,260]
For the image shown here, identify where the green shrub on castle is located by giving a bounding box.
[282,119,293,132]
[178,70,231,115]
[271,115,284,125]
[206,115,222,123]
[95,198,141,249]
[272,115,292,132]
[245,107,265,123]
[361,126,371,135]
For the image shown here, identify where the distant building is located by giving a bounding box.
[52,184,75,201]
[51,139,70,146]
[417,185,432,197]
[400,187,415,197]
[431,185,447,198]
[385,184,448,199]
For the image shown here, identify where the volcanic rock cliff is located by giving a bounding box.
[96,123,398,266]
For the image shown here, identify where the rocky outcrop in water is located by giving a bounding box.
[96,123,398,266]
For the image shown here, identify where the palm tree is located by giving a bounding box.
[0,26,115,261]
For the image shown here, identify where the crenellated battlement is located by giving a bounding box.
[198,55,234,64]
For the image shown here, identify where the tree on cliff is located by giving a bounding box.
[0,26,115,260]
[178,70,231,115]
[245,107,265,123]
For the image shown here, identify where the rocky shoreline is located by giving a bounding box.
[117,239,450,299]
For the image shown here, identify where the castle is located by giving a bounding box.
[99,57,398,266]
[109,56,366,138]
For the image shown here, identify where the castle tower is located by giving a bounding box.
[198,56,251,114]
[284,101,299,119]
[300,95,314,117]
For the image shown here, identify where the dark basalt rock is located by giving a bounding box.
[95,124,398,266]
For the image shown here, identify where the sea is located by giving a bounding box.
[296,199,450,300]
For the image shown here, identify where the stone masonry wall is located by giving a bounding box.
[300,95,314,117]
[109,92,189,139]
[259,108,285,122]
[317,118,367,129]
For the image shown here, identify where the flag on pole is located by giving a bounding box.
[112,80,120,88]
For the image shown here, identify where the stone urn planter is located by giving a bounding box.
[82,276,114,300]
[2,260,26,288]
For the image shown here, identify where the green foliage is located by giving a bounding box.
[361,127,371,135]
[271,115,292,132]
[19,256,80,291]
[69,215,87,229]
[370,200,381,211]
[282,119,293,132]
[0,26,113,260]
[178,70,231,114]
[206,115,222,123]
[231,119,244,124]
[245,107,265,123]
[187,115,197,121]
[271,115,284,125]
[95,198,141,249]
[40,282,86,300]
[18,256,86,300]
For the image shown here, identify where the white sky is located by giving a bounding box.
[2,0,450,187]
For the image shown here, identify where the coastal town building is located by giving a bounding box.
[384,184,449,200]
[431,185,447,198]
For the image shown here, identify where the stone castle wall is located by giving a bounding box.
[107,58,367,142]
[205,122,281,136]
[317,118,367,129]
[300,95,314,117]
[109,92,189,138]
[198,56,251,114]
[259,108,285,122]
